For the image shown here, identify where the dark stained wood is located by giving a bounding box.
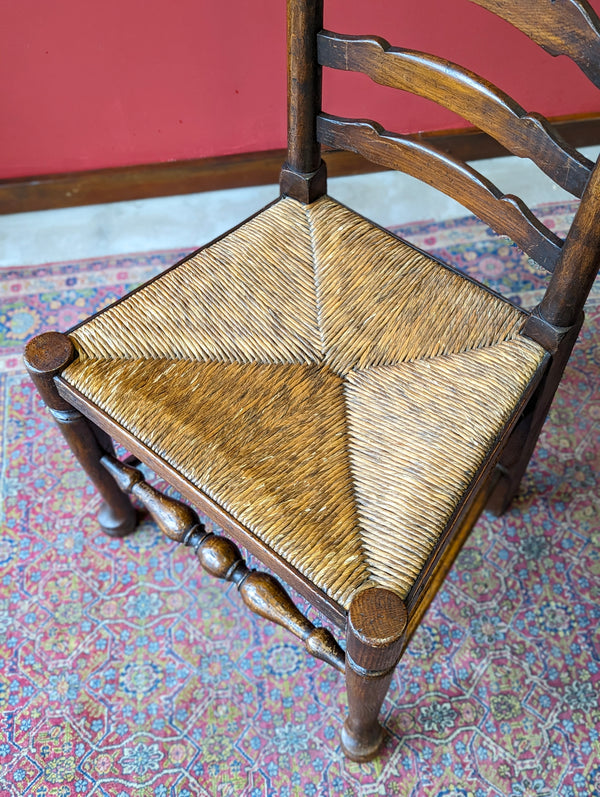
[280,0,326,201]
[2,115,600,215]
[521,308,575,354]
[342,588,407,762]
[318,31,593,197]
[0,150,289,216]
[101,453,200,539]
[101,454,346,672]
[239,572,343,671]
[22,331,77,410]
[469,0,600,87]
[285,0,323,174]
[317,114,563,270]
[23,331,138,538]
[280,159,328,203]
[489,315,583,514]
[539,160,600,327]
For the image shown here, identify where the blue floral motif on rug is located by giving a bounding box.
[0,202,598,796]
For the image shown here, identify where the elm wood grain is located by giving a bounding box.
[101,454,346,672]
[488,316,584,515]
[342,588,407,761]
[317,114,563,270]
[3,115,600,215]
[539,160,600,328]
[469,0,600,88]
[280,159,328,203]
[23,332,137,537]
[53,374,348,629]
[318,31,592,197]
[280,0,327,200]
[521,310,576,355]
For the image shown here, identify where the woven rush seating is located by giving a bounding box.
[62,195,546,609]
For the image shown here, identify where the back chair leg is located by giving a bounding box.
[24,331,138,538]
[488,399,543,516]
[488,320,582,515]
[342,587,407,762]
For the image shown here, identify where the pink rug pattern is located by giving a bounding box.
[0,202,599,796]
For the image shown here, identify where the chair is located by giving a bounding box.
[24,0,600,762]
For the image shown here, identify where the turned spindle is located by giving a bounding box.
[101,454,345,672]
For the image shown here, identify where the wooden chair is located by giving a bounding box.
[25,0,600,762]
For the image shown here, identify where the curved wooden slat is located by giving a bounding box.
[317,114,562,271]
[318,31,593,197]
[468,0,600,88]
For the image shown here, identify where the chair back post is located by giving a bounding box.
[279,0,327,203]
[538,160,600,328]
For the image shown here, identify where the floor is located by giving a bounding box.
[2,148,599,266]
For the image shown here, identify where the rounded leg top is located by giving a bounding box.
[342,587,407,761]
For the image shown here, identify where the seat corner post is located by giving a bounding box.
[279,159,328,203]
[23,331,138,538]
[342,586,407,762]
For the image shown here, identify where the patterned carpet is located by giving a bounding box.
[0,202,599,796]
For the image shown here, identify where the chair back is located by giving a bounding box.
[282,0,600,332]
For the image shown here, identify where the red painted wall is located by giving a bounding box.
[2,0,600,180]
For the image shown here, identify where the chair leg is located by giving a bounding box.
[487,399,542,516]
[342,587,407,762]
[487,321,582,516]
[24,331,138,538]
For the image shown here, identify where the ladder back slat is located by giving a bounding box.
[468,0,600,88]
[317,114,563,271]
[318,31,594,197]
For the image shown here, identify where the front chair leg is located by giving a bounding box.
[343,587,407,762]
[24,331,138,538]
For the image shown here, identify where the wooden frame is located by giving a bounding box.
[23,0,600,765]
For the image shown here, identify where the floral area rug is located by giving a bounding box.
[0,202,599,797]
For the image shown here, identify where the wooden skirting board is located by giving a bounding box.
[2,115,600,215]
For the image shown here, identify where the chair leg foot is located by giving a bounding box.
[340,718,383,763]
[97,502,141,537]
[342,587,407,762]
[53,408,139,537]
